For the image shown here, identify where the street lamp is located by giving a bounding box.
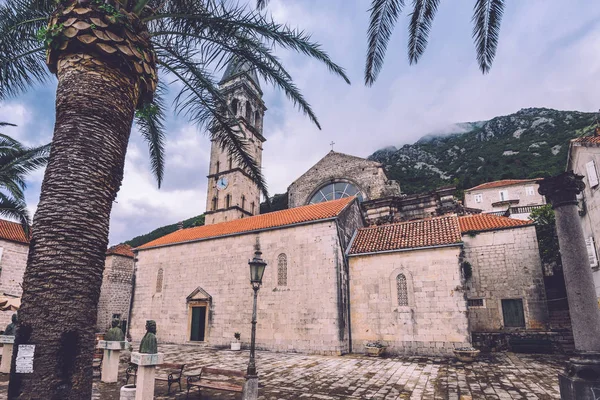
[247,248,266,377]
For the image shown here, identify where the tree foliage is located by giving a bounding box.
[529,204,562,269]
[0,122,50,234]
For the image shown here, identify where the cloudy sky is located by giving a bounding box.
[1,0,599,244]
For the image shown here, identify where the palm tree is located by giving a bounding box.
[0,0,349,396]
[0,122,50,235]
[257,0,505,85]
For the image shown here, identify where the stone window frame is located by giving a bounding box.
[389,268,414,312]
[277,253,288,286]
[186,287,212,343]
[305,177,367,206]
[155,268,164,294]
[467,298,486,308]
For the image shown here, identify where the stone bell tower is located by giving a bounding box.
[204,59,266,225]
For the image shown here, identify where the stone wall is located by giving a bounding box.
[348,246,471,356]
[96,254,135,332]
[287,151,400,208]
[463,226,549,332]
[0,239,28,327]
[130,219,351,355]
[569,144,600,298]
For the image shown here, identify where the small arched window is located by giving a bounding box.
[241,195,246,210]
[228,156,233,170]
[396,274,408,306]
[245,101,252,123]
[231,98,238,116]
[215,161,220,174]
[254,111,261,128]
[212,196,218,211]
[156,268,164,293]
[251,201,255,215]
[277,253,287,286]
[225,194,231,208]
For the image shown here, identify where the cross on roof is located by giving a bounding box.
[330,141,335,151]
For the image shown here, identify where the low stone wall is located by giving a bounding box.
[472,330,574,354]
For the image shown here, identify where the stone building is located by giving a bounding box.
[130,197,361,354]
[96,244,135,332]
[347,216,471,355]
[567,134,600,299]
[464,179,546,220]
[128,58,554,356]
[0,218,135,330]
[204,59,266,225]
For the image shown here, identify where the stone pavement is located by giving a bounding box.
[0,344,565,399]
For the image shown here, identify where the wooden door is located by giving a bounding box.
[190,306,207,341]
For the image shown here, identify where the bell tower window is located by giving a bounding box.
[251,202,255,214]
[245,101,252,123]
[212,196,218,211]
[231,98,238,116]
[241,195,246,210]
[225,194,231,208]
[254,111,261,129]
[228,156,233,170]
[215,161,220,174]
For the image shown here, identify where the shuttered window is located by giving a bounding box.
[587,160,599,187]
[586,237,599,268]
[501,299,525,328]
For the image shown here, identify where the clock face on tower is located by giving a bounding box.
[216,177,229,190]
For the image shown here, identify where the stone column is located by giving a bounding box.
[0,336,14,373]
[98,340,130,383]
[538,172,600,400]
[130,352,164,400]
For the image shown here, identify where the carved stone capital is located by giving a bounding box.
[537,172,585,208]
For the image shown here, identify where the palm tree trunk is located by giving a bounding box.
[8,53,139,399]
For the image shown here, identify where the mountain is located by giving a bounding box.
[369,108,596,194]
[125,214,205,248]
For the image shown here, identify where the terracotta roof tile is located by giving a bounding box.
[106,244,135,258]
[137,197,356,250]
[0,219,29,244]
[466,179,540,191]
[458,214,532,233]
[348,215,462,255]
[571,135,600,145]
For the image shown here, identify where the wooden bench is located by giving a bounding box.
[125,362,185,394]
[186,367,246,399]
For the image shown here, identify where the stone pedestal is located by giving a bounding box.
[98,340,130,383]
[130,352,164,400]
[242,375,258,400]
[0,336,15,374]
[538,173,600,399]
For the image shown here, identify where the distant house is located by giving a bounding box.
[567,134,600,299]
[464,179,546,220]
[0,218,134,331]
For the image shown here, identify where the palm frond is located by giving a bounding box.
[0,0,52,99]
[135,82,167,188]
[407,0,440,65]
[0,192,31,236]
[256,0,269,10]
[365,0,404,86]
[472,0,504,73]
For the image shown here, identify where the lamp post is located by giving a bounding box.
[247,248,266,377]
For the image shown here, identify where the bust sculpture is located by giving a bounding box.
[139,320,157,354]
[105,319,125,342]
[4,313,17,336]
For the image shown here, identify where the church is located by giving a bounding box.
[128,61,555,356]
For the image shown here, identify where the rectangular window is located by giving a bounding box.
[467,298,484,307]
[474,194,483,203]
[499,190,508,201]
[501,299,526,328]
[587,160,599,187]
[526,186,535,196]
[586,236,599,268]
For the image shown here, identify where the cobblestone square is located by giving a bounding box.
[89,344,564,399]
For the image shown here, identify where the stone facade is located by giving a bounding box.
[0,238,29,327]
[130,203,363,355]
[464,180,546,217]
[568,140,600,298]
[348,246,471,356]
[287,151,400,208]
[96,253,135,332]
[205,61,266,226]
[463,226,549,332]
